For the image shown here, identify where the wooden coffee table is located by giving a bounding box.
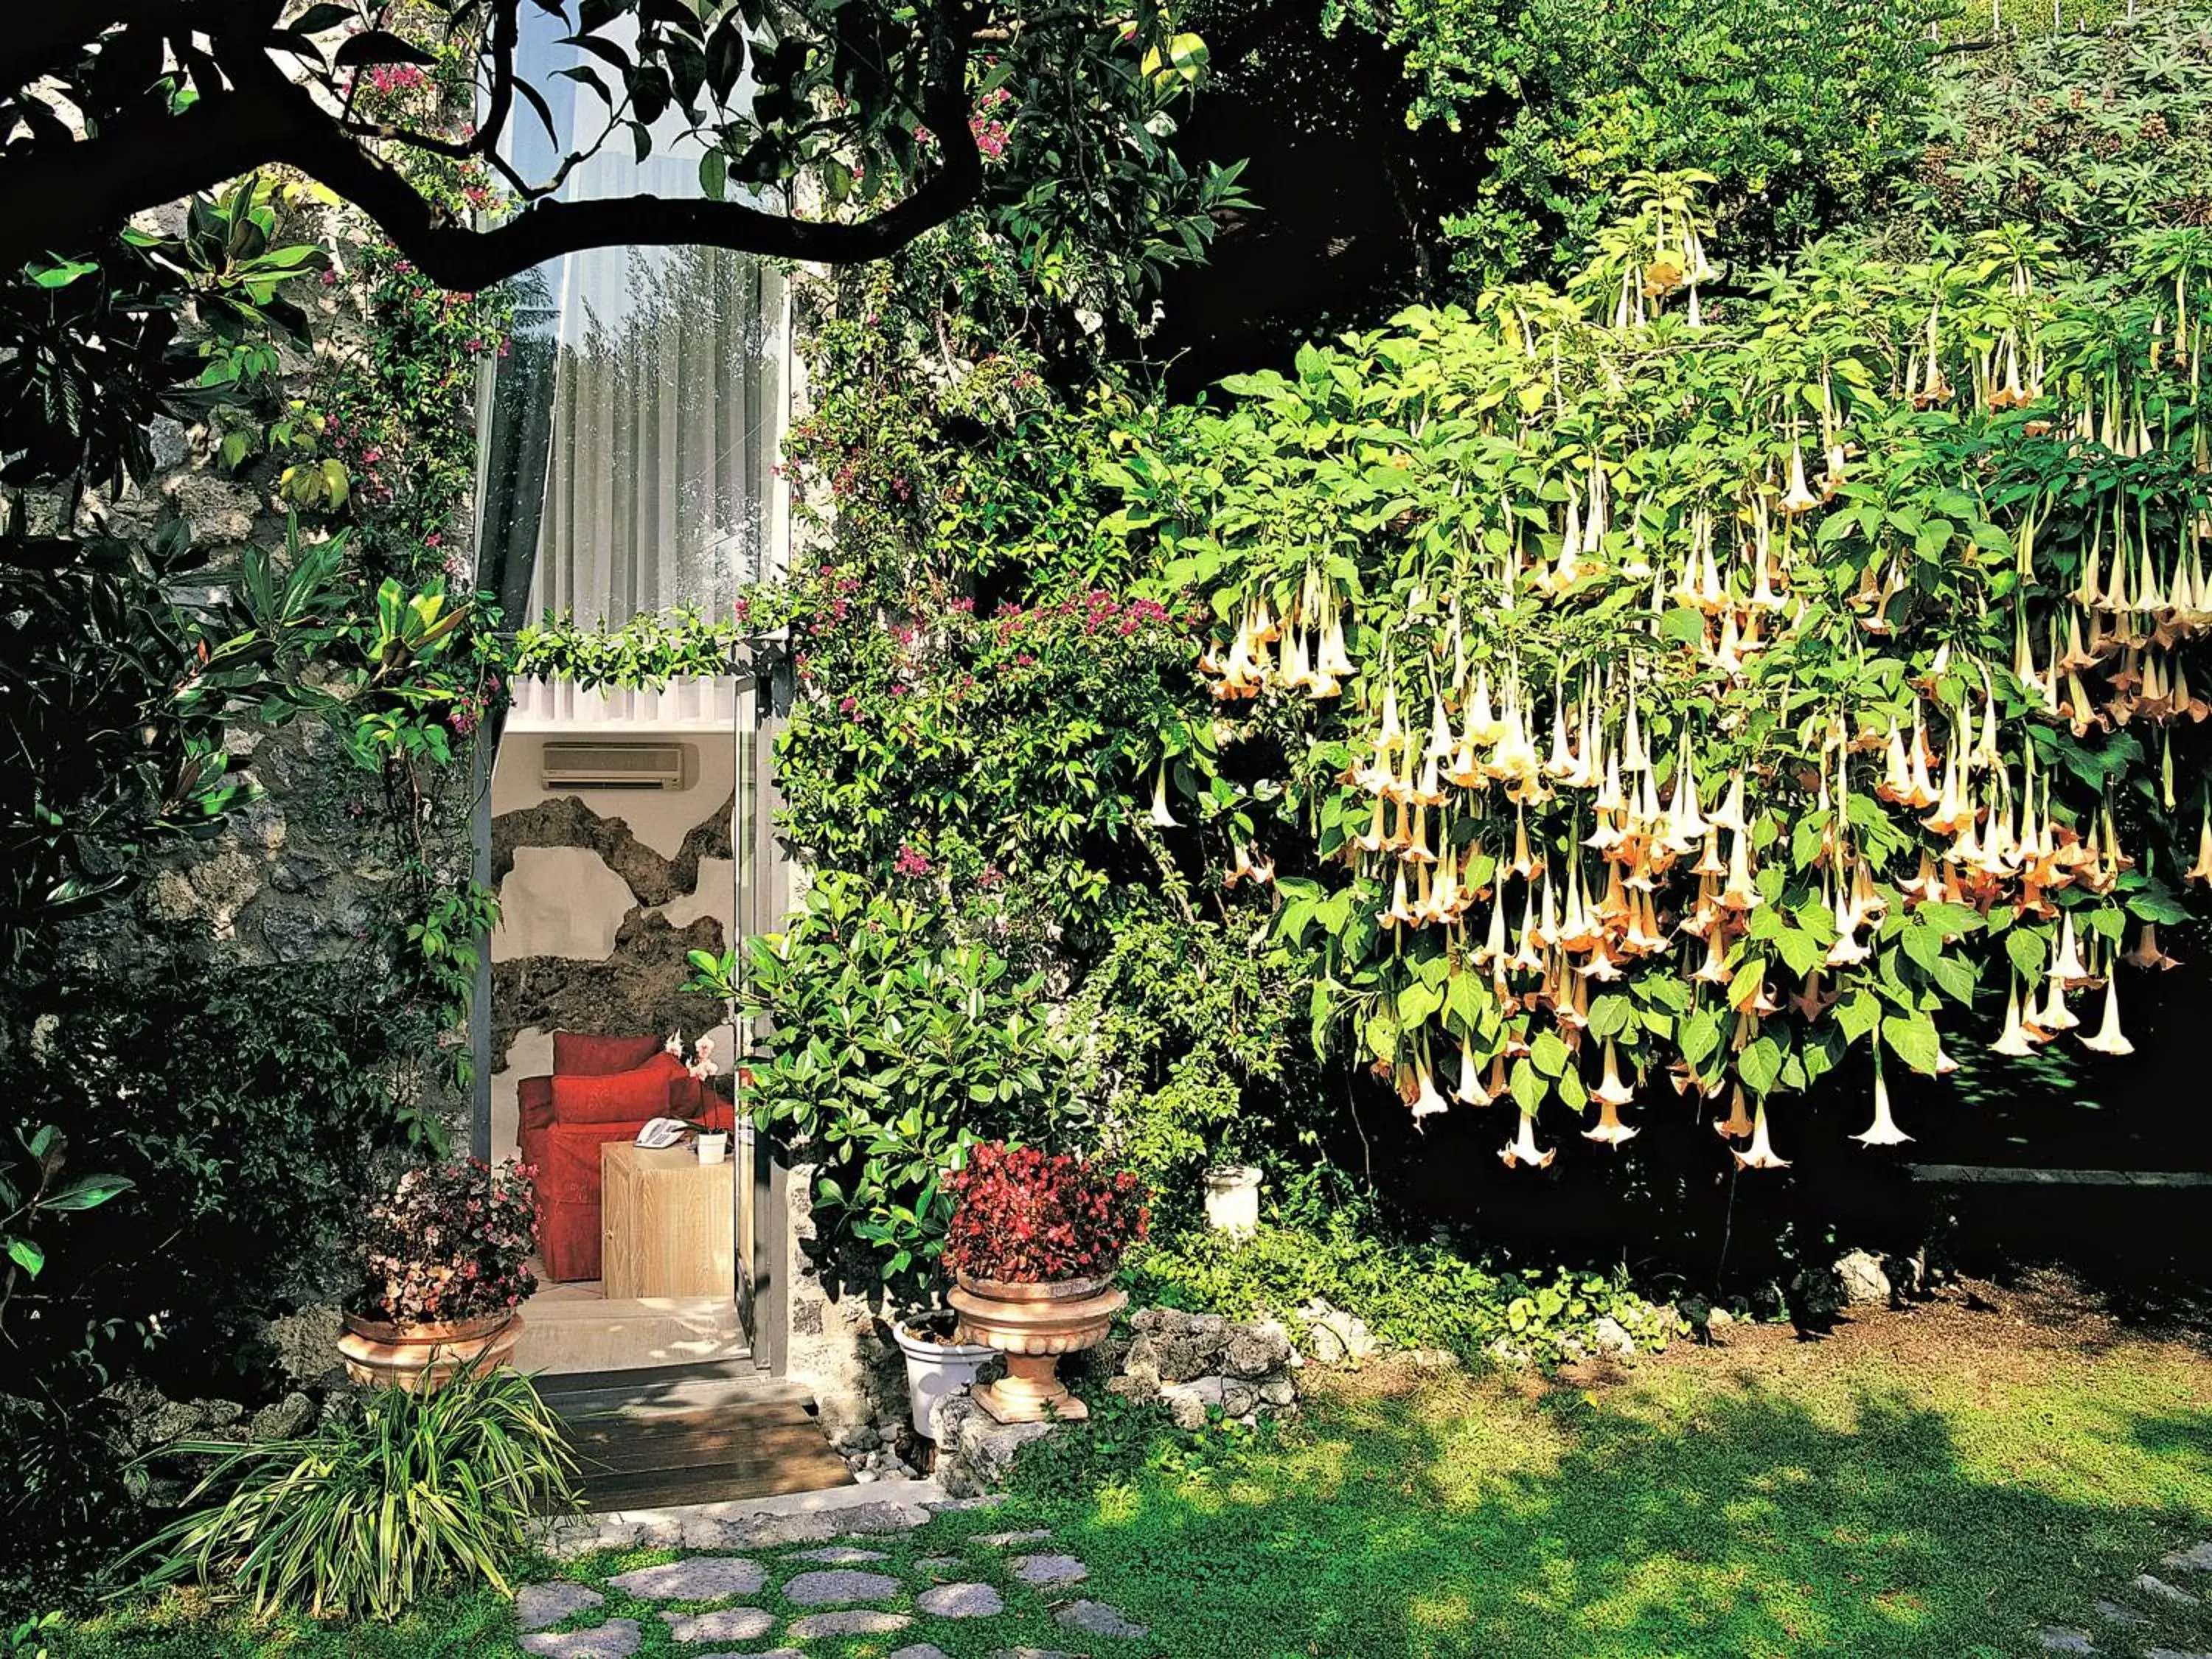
[599,1141,735,1300]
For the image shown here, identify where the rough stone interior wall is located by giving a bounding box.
[486,734,738,1161]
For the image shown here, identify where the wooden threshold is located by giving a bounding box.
[543,1360,852,1511]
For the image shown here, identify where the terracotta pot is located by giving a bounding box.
[336,1310,523,1393]
[947,1272,1126,1425]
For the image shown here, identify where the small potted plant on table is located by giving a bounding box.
[336,1158,538,1391]
[944,1142,1148,1424]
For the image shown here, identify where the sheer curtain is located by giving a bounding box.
[480,20,784,626]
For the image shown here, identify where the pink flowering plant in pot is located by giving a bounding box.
[943,1143,1149,1425]
[338,1158,538,1391]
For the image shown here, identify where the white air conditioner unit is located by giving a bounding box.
[540,741,689,790]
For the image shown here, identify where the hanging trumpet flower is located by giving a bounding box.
[1852,1054,1911,1147]
[1500,1107,1556,1171]
[1148,761,1180,829]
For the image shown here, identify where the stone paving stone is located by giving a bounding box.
[1009,1553,1089,1585]
[2136,1573,2200,1604]
[974,1528,1054,1547]
[691,1651,804,1659]
[915,1556,963,1576]
[917,1582,1005,1618]
[985,1649,1079,1659]
[2092,1599,2149,1627]
[1056,1599,1150,1638]
[888,1646,955,1659]
[782,1567,904,1604]
[785,1545,888,1563]
[516,1582,605,1631]
[606,1558,767,1600]
[2163,1542,2212,1573]
[2145,1649,2212,1658]
[2034,1631,2096,1655]
[519,1617,642,1658]
[787,1609,914,1638]
[657,1607,776,1644]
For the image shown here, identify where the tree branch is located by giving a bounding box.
[0,1,988,289]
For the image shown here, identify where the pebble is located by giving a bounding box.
[2034,1632,2096,1655]
[605,1557,765,1599]
[917,1582,1006,1618]
[1010,1553,1089,1585]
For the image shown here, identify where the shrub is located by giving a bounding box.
[119,1361,578,1621]
[1329,0,1938,284]
[1131,1213,1675,1364]
[700,872,1082,1301]
[353,1158,538,1325]
[941,1142,1150,1283]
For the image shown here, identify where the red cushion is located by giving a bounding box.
[518,1076,554,1133]
[553,1032,664,1077]
[549,1052,689,1124]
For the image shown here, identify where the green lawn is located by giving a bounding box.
[44,1294,2212,1659]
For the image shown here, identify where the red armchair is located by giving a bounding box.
[517,1032,736,1283]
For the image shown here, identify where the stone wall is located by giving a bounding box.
[782,1158,909,1429]
[927,1305,1304,1498]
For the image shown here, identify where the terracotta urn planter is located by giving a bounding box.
[336,1310,523,1393]
[948,1272,1127,1424]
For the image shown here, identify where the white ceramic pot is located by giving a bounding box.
[1203,1165,1262,1238]
[892,1312,996,1438]
[696,1132,728,1166]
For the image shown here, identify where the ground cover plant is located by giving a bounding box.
[44,1275,2212,1657]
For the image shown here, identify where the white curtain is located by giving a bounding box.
[531,234,782,619]
[493,18,785,625]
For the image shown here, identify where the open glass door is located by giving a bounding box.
[469,4,786,1374]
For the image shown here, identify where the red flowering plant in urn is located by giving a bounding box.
[336,1158,538,1392]
[942,1142,1148,1424]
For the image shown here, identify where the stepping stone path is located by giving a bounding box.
[1058,1599,1150,1638]
[1010,1553,1089,1585]
[519,1616,642,1658]
[517,1582,604,1632]
[783,1568,904,1604]
[511,1506,1152,1655]
[787,1610,913,1638]
[660,1607,776,1644]
[2030,1534,2212,1658]
[608,1557,766,1599]
[917,1582,1005,1618]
